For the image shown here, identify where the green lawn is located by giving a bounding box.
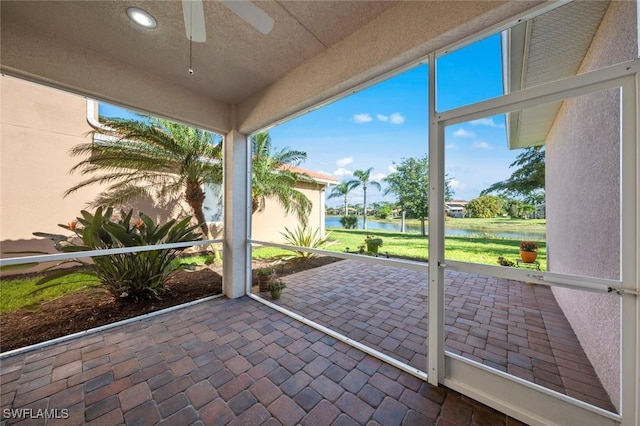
[0,254,217,314]
[0,272,100,313]
[253,227,546,269]
[2,231,545,313]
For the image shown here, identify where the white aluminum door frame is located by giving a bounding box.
[427,60,639,426]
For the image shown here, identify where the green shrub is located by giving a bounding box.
[374,206,392,219]
[33,207,201,300]
[281,226,335,258]
[339,215,358,229]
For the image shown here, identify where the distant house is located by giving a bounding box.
[445,200,468,218]
[0,77,336,267]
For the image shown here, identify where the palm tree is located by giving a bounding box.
[351,167,382,230]
[65,117,223,242]
[251,132,311,223]
[328,181,359,216]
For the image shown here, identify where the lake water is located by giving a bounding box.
[325,217,545,241]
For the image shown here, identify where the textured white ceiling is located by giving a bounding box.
[1,1,396,105]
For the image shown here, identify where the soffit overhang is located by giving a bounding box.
[504,0,610,149]
[1,1,543,135]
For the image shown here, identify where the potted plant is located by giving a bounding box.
[519,241,539,263]
[267,279,286,300]
[497,256,515,267]
[364,235,383,254]
[257,267,275,292]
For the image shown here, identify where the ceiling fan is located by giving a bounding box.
[181,0,275,43]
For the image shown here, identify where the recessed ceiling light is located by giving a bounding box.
[127,7,157,29]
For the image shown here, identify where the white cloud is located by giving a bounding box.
[472,141,493,150]
[446,143,458,149]
[333,168,353,177]
[470,118,504,128]
[371,172,386,182]
[353,113,373,123]
[336,157,353,167]
[448,179,466,191]
[453,128,475,137]
[375,113,405,124]
[389,113,405,124]
[388,164,397,173]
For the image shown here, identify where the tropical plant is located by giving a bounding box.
[384,156,455,236]
[281,226,335,259]
[32,207,202,300]
[267,278,287,299]
[481,146,545,204]
[350,168,381,230]
[339,215,358,229]
[267,279,287,291]
[257,267,275,276]
[251,132,312,223]
[364,235,383,254]
[328,180,359,216]
[65,117,223,245]
[519,241,539,252]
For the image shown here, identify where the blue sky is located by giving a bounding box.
[100,33,519,208]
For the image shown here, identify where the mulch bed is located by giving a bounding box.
[0,256,342,353]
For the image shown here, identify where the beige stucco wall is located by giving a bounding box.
[252,181,327,244]
[546,1,637,411]
[1,76,329,271]
[0,76,101,259]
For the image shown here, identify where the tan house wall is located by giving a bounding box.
[252,181,327,244]
[545,1,637,411]
[1,77,330,272]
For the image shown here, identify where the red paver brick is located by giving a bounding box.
[170,356,197,377]
[87,408,124,425]
[250,377,283,405]
[336,392,374,424]
[372,396,408,425]
[199,398,235,426]
[310,376,343,402]
[119,381,152,412]
[229,403,271,426]
[400,389,441,420]
[12,380,68,407]
[281,371,312,397]
[85,395,119,421]
[158,392,189,418]
[123,399,160,426]
[186,380,218,409]
[218,373,255,400]
[48,384,84,408]
[268,394,306,426]
[112,358,140,380]
[228,390,258,415]
[158,406,199,426]
[152,376,192,404]
[441,395,473,425]
[51,360,82,382]
[369,373,404,398]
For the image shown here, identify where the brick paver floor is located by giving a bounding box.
[0,297,528,425]
[261,260,616,412]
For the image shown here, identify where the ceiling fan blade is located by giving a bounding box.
[182,0,207,42]
[221,0,274,35]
